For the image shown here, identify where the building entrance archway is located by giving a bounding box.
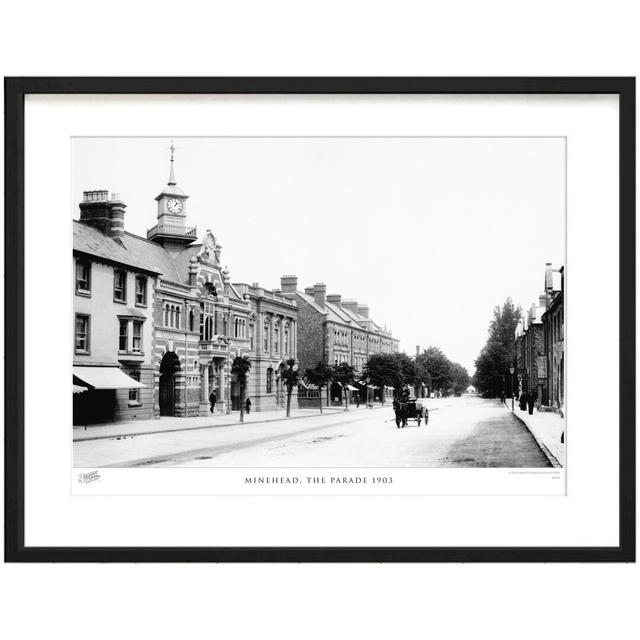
[159,351,180,416]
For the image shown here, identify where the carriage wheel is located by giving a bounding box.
[417,415,421,426]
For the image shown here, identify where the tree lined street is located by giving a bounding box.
[74,395,551,468]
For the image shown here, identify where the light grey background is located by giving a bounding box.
[73,136,565,373]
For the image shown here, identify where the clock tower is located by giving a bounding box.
[147,142,197,253]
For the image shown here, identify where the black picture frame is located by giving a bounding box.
[4,77,635,563]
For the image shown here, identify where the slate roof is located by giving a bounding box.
[73,221,161,275]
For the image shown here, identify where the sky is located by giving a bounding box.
[72,137,565,374]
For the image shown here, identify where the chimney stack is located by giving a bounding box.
[78,190,126,242]
[357,304,370,318]
[342,299,359,314]
[326,294,342,306]
[108,195,126,243]
[545,262,553,293]
[313,282,327,307]
[280,275,298,293]
[416,345,420,357]
[538,293,547,308]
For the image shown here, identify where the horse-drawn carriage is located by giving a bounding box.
[392,397,429,428]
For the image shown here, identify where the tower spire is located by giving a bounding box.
[168,140,176,185]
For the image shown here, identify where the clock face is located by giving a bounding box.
[167,198,183,214]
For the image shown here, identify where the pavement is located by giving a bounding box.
[73,403,386,442]
[508,403,565,467]
[74,395,553,468]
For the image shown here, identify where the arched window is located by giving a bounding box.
[170,306,175,327]
[189,309,195,332]
[284,324,290,355]
[176,307,181,329]
[164,305,169,326]
[274,323,280,353]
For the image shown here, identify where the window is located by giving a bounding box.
[75,314,90,353]
[119,319,128,351]
[234,317,246,338]
[170,306,175,327]
[284,325,289,355]
[175,307,181,329]
[266,368,273,394]
[114,269,126,302]
[75,260,91,294]
[132,321,143,352]
[135,275,147,306]
[189,308,195,332]
[164,305,170,327]
[249,324,254,350]
[128,370,140,404]
[264,322,270,352]
[274,325,280,353]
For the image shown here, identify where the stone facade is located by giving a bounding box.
[73,149,298,424]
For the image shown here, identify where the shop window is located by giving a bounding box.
[128,371,141,404]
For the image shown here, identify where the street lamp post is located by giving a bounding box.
[509,366,515,411]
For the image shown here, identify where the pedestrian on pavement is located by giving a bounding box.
[209,390,216,413]
[519,392,527,411]
[527,389,537,415]
[500,390,506,404]
[355,392,360,408]
[245,397,251,414]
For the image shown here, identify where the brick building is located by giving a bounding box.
[542,265,564,409]
[514,262,564,409]
[73,146,297,424]
[279,277,399,405]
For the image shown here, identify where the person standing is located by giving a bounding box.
[500,390,506,404]
[519,391,528,411]
[209,390,216,413]
[355,392,360,408]
[527,389,537,415]
[245,397,251,415]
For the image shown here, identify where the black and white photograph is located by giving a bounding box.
[72,136,565,474]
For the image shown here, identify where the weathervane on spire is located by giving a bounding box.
[168,140,176,185]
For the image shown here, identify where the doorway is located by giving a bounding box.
[159,351,180,416]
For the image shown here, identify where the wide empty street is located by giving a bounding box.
[74,395,551,468]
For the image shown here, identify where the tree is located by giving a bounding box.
[392,352,418,393]
[304,361,333,413]
[416,347,453,396]
[473,298,522,397]
[231,355,252,423]
[450,362,471,396]
[362,354,403,404]
[280,358,299,418]
[332,362,356,411]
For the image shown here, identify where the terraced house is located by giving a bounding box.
[279,277,399,405]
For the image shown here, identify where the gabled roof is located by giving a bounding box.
[73,221,161,275]
[120,232,181,281]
